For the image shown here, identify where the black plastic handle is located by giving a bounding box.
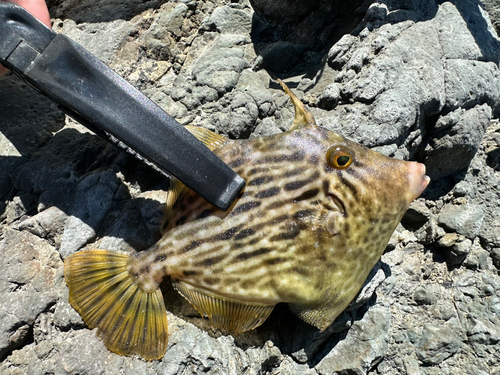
[0,2,245,211]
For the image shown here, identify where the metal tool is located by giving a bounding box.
[0,2,245,211]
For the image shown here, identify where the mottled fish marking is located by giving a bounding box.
[64,80,430,360]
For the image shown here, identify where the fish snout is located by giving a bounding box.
[407,162,430,201]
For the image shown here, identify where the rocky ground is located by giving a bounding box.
[1,0,499,374]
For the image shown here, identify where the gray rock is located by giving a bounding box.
[347,262,388,311]
[437,1,500,62]
[318,83,341,110]
[492,247,500,269]
[53,18,139,65]
[447,238,473,266]
[466,315,500,345]
[453,180,474,197]
[160,3,189,38]
[0,230,62,359]
[413,285,437,305]
[315,307,390,375]
[237,70,276,118]
[59,171,120,259]
[209,5,252,35]
[0,76,65,198]
[438,203,485,239]
[463,243,490,270]
[424,104,492,179]
[191,47,249,94]
[251,118,282,138]
[18,206,68,245]
[223,90,259,138]
[415,324,462,365]
[403,199,431,225]
[481,218,500,248]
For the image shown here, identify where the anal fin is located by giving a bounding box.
[173,280,275,333]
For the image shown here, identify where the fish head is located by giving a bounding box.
[307,125,430,257]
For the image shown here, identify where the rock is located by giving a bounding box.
[315,307,390,375]
[453,180,474,197]
[481,218,500,248]
[347,262,388,311]
[53,18,139,65]
[415,324,462,365]
[191,47,249,94]
[18,206,68,245]
[237,70,276,118]
[223,90,259,138]
[251,118,282,138]
[447,238,473,266]
[463,242,490,270]
[58,171,120,259]
[0,77,65,198]
[0,230,62,359]
[413,285,437,305]
[209,5,252,35]
[438,232,460,248]
[492,248,500,269]
[438,204,485,239]
[403,199,430,226]
[318,83,341,110]
[423,104,492,179]
[466,316,500,345]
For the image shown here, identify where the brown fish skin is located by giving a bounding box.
[64,81,429,360]
[128,120,429,330]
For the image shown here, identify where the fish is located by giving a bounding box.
[64,80,430,360]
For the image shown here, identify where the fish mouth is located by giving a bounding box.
[407,162,430,201]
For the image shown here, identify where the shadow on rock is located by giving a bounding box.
[0,74,168,258]
[46,0,160,23]
[249,0,440,77]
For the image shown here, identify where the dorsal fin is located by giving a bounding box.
[278,79,317,131]
[184,125,228,151]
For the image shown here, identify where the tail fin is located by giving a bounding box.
[64,250,169,360]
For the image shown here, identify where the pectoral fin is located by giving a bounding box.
[172,280,275,333]
[293,203,343,236]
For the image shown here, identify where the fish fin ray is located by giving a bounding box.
[293,203,341,236]
[288,302,343,332]
[184,125,227,151]
[162,178,187,232]
[173,280,274,333]
[278,79,317,131]
[166,179,185,209]
[64,249,169,360]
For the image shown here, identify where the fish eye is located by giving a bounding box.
[326,146,354,169]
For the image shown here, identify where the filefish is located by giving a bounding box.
[64,80,430,360]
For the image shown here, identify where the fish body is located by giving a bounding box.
[64,81,430,360]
